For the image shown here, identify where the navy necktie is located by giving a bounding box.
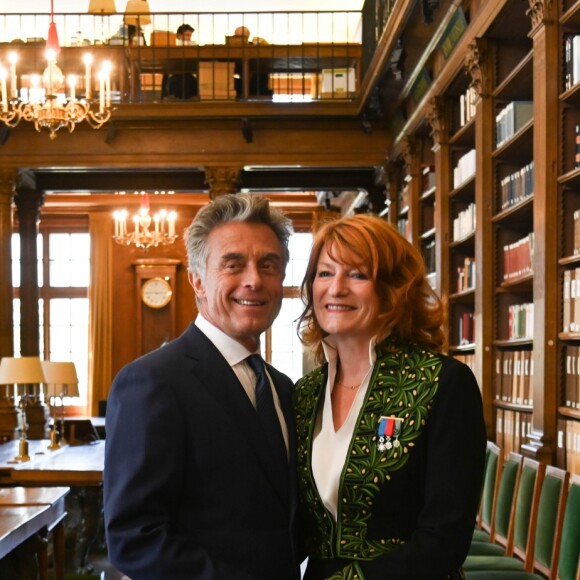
[246,354,287,462]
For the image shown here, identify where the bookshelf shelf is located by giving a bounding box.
[559,406,580,420]
[493,338,533,348]
[492,195,534,223]
[493,400,533,413]
[492,119,534,163]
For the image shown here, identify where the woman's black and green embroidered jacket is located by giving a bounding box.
[294,337,487,580]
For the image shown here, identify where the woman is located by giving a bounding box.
[295,214,486,580]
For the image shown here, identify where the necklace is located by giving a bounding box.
[336,381,362,390]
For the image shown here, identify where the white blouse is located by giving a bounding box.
[311,337,378,520]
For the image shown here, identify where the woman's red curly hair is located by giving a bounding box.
[298,214,446,363]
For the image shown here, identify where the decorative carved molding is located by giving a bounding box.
[465,39,489,97]
[526,0,552,28]
[400,135,415,174]
[204,166,242,199]
[0,169,17,202]
[425,96,445,146]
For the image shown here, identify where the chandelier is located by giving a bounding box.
[113,191,178,250]
[0,0,112,139]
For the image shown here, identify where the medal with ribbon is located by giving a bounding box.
[377,416,404,452]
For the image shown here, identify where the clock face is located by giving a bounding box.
[141,277,172,309]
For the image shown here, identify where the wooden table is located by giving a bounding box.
[0,440,104,575]
[0,487,69,580]
[0,439,104,486]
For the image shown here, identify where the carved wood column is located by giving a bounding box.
[523,0,559,463]
[204,167,242,199]
[0,169,16,358]
[13,182,48,439]
[468,38,496,439]
[0,169,19,442]
[425,95,450,302]
[13,183,44,357]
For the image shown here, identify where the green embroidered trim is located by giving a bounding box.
[295,338,443,562]
[327,561,365,579]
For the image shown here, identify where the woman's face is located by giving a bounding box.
[312,244,383,342]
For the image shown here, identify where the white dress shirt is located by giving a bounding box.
[311,336,378,520]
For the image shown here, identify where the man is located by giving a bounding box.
[163,24,198,98]
[176,23,194,44]
[104,194,299,580]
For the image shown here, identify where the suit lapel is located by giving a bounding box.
[182,325,290,507]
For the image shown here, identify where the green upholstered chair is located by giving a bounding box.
[469,452,523,556]
[465,466,572,580]
[463,458,546,573]
[473,442,503,544]
[555,474,580,580]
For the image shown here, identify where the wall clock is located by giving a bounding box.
[141,277,173,309]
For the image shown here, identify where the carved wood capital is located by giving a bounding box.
[0,169,18,204]
[400,135,415,174]
[526,0,553,28]
[204,166,242,199]
[465,39,490,97]
[425,96,446,146]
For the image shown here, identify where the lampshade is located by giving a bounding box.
[88,0,117,13]
[0,357,46,385]
[41,361,80,398]
[124,0,151,26]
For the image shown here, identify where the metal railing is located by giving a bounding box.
[0,10,364,104]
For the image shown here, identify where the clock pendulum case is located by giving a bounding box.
[133,258,181,356]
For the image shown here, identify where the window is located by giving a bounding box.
[264,232,313,382]
[12,227,90,404]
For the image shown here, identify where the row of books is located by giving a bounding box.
[398,175,412,210]
[453,202,476,241]
[456,256,476,293]
[454,352,475,372]
[397,216,411,241]
[495,101,534,148]
[502,232,534,281]
[573,209,580,256]
[422,166,435,194]
[453,148,476,189]
[562,267,580,333]
[557,419,580,476]
[564,34,580,92]
[458,311,475,346]
[499,161,534,211]
[495,408,532,461]
[507,302,534,340]
[494,349,534,406]
[422,239,436,275]
[459,86,477,128]
[563,346,580,410]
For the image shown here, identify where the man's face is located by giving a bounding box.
[190,222,286,351]
[179,30,193,42]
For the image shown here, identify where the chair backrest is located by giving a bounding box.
[531,465,569,577]
[493,451,523,546]
[557,473,580,580]
[507,457,546,569]
[479,441,503,533]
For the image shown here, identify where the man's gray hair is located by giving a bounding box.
[184,193,293,277]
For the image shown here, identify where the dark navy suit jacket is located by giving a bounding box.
[104,323,299,580]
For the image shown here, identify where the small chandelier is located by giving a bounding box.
[113,191,178,250]
[0,0,112,139]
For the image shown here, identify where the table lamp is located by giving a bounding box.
[41,361,79,449]
[0,357,46,462]
[88,0,117,12]
[124,0,151,26]
[89,0,117,44]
